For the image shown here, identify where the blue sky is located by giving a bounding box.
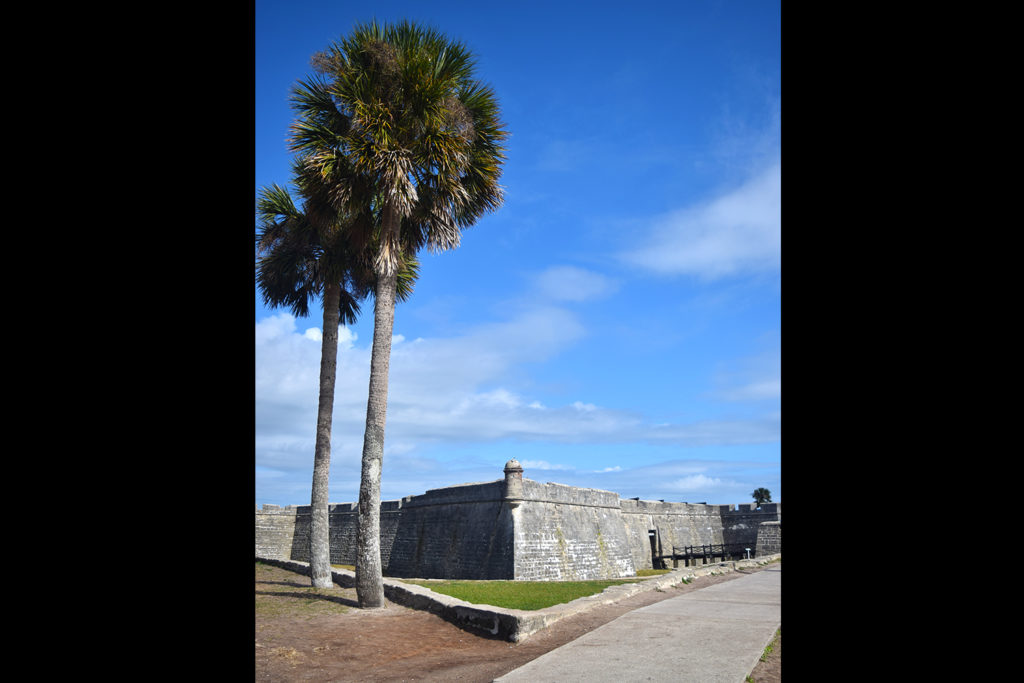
[255,0,780,508]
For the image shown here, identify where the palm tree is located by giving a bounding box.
[255,176,418,589]
[751,488,772,507]
[289,20,508,607]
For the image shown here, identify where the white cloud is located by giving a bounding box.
[721,379,781,401]
[712,347,781,402]
[533,265,617,302]
[521,459,572,471]
[644,417,780,446]
[282,322,358,347]
[668,474,723,491]
[339,327,358,349]
[255,307,589,474]
[384,305,586,409]
[256,306,781,505]
[621,160,780,279]
[255,312,300,344]
[452,389,523,415]
[254,314,323,402]
[257,310,780,468]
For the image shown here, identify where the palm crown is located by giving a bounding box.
[288,19,507,276]
[752,488,772,506]
[255,174,420,319]
[256,181,366,323]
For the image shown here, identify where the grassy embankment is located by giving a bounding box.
[326,565,673,611]
[399,569,672,610]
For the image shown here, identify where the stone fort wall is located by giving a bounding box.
[255,461,781,580]
[512,480,636,581]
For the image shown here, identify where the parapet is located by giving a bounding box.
[723,502,781,515]
[619,499,719,515]
[256,501,401,514]
[520,479,621,508]
[402,480,506,507]
[257,503,298,514]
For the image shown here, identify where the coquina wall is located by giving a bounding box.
[254,501,404,567]
[386,481,515,579]
[512,480,636,581]
[620,500,726,571]
[755,520,781,556]
[619,500,782,571]
[255,461,781,580]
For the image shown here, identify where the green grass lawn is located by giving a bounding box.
[397,578,645,610]
[327,564,673,610]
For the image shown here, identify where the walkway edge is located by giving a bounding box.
[254,554,781,642]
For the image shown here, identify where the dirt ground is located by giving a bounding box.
[255,562,781,682]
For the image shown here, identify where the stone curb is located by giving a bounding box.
[255,554,781,642]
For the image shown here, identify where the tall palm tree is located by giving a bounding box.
[289,20,508,607]
[255,176,418,589]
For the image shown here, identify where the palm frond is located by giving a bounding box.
[290,75,350,131]
[255,236,320,318]
[394,252,420,304]
[256,183,301,224]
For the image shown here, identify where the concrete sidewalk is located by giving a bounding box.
[495,564,781,683]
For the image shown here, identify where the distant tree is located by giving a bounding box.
[751,488,772,507]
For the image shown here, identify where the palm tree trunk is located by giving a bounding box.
[356,209,400,609]
[309,281,341,589]
[355,272,395,607]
